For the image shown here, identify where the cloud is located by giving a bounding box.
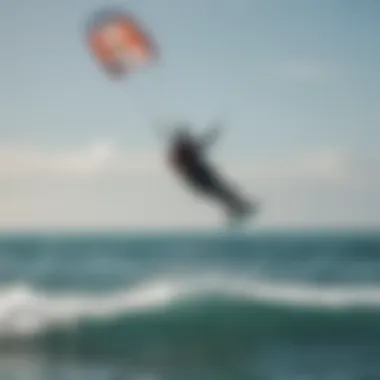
[0,142,378,229]
[0,142,350,183]
[235,147,350,183]
[0,141,163,180]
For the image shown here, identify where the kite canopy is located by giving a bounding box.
[86,9,157,78]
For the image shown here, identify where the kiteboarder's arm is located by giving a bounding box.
[198,122,223,149]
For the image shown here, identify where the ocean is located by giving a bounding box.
[0,230,379,380]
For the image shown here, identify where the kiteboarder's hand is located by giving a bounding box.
[209,120,224,135]
[200,122,221,149]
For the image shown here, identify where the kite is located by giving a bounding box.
[86,8,158,78]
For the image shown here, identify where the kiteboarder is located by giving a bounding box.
[167,122,256,223]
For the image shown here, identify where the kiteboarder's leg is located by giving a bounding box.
[210,178,254,220]
[188,164,254,220]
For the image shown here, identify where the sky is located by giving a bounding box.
[0,0,379,230]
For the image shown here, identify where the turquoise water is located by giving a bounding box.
[0,230,379,379]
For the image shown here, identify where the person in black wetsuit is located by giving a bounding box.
[167,123,255,222]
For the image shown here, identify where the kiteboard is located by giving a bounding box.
[227,200,260,228]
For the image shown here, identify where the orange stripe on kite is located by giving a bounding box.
[86,9,157,78]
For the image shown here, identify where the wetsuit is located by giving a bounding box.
[169,133,251,219]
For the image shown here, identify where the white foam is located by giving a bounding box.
[0,275,379,338]
[0,281,182,338]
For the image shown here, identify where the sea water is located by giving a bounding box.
[0,230,379,380]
